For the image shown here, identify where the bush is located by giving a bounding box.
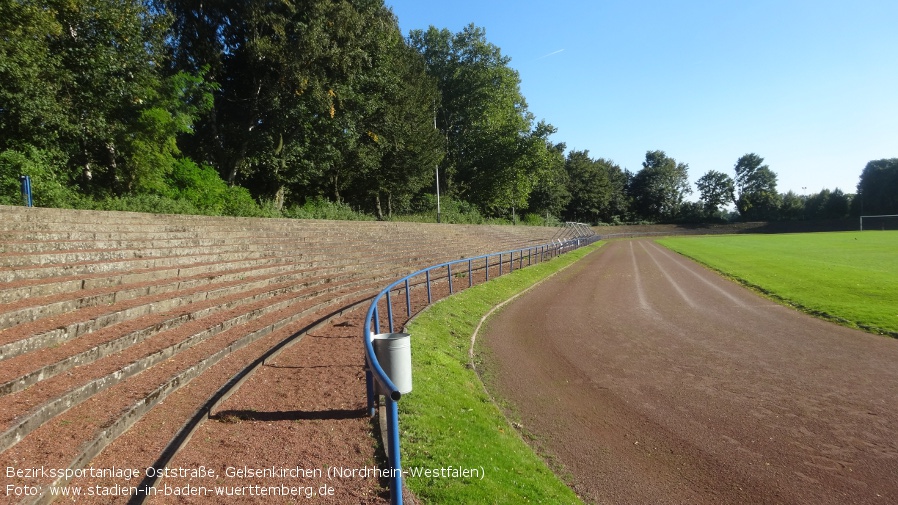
[166,158,230,213]
[0,146,75,208]
[394,195,486,224]
[221,186,265,217]
[283,197,374,221]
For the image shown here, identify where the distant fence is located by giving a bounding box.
[362,224,598,505]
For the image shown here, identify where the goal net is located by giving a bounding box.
[859,214,898,231]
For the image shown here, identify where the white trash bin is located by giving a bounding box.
[372,333,412,395]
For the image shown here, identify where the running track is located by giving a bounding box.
[482,239,898,505]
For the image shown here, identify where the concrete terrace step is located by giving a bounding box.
[0,244,449,359]
[0,205,565,503]
[0,270,401,447]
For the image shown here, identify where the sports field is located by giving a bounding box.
[657,231,898,336]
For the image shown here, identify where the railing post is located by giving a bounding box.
[386,398,403,505]
[499,253,503,275]
[447,264,453,294]
[468,259,472,287]
[19,175,33,207]
[374,306,381,335]
[485,256,489,281]
[405,279,411,317]
[387,291,394,333]
[425,270,432,304]
[509,251,513,272]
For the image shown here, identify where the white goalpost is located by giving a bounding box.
[859,214,898,231]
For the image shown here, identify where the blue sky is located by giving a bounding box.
[386,0,898,198]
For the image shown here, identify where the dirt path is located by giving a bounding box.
[480,239,898,505]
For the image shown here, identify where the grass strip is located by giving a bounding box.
[658,231,898,337]
[399,243,602,504]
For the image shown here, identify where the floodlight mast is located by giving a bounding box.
[434,104,441,224]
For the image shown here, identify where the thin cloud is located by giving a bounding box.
[536,49,565,60]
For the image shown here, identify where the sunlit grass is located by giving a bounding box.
[658,231,898,336]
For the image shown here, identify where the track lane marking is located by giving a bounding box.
[646,241,756,312]
[638,241,697,309]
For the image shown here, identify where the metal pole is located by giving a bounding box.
[387,292,394,333]
[434,108,441,224]
[19,176,33,207]
[436,165,441,224]
[405,279,411,317]
[386,398,403,505]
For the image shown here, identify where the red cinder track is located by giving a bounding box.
[482,239,898,505]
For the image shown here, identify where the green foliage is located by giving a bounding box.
[696,170,735,216]
[659,232,898,336]
[804,188,851,220]
[0,146,75,207]
[1,0,879,226]
[629,150,692,222]
[0,0,66,152]
[410,24,552,216]
[779,191,804,220]
[165,158,230,213]
[393,195,486,224]
[221,186,266,217]
[283,197,374,221]
[855,158,898,215]
[733,153,779,220]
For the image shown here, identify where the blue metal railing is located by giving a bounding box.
[362,225,598,505]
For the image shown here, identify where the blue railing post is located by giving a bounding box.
[499,253,503,275]
[387,291,394,333]
[19,175,33,207]
[468,259,472,287]
[425,270,432,304]
[405,279,411,318]
[386,398,403,505]
[485,256,489,281]
[448,264,453,293]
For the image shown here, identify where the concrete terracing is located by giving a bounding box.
[0,205,560,503]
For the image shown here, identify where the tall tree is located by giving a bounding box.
[409,24,541,216]
[696,170,735,217]
[562,150,627,223]
[0,0,66,154]
[855,158,898,215]
[629,150,692,221]
[0,0,199,196]
[779,191,804,220]
[346,12,445,219]
[527,140,569,221]
[165,0,387,205]
[733,153,779,220]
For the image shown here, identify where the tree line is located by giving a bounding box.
[1,0,895,223]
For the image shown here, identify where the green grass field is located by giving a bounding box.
[657,231,898,337]
[397,244,602,504]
